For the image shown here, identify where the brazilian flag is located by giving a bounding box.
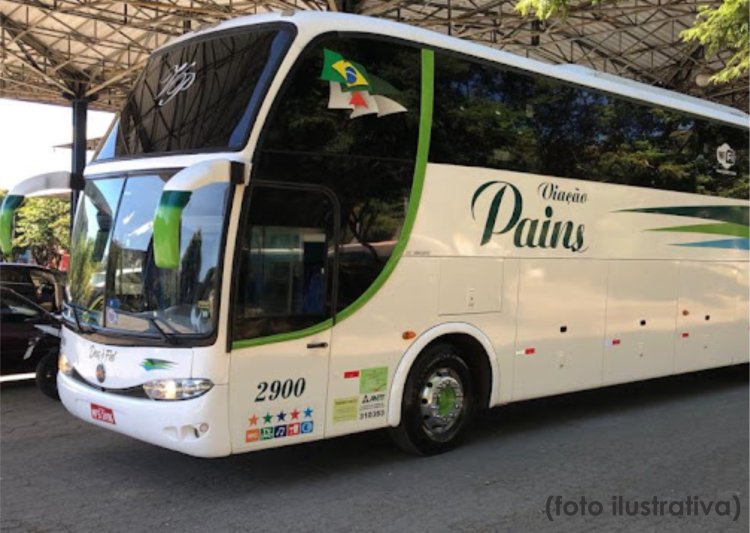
[320,49,370,91]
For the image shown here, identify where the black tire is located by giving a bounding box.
[390,343,475,455]
[35,349,60,401]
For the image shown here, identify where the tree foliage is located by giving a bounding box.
[68,235,95,304]
[515,0,580,20]
[681,0,749,84]
[11,196,70,267]
[514,0,749,83]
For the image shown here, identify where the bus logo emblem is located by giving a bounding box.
[96,363,106,383]
[156,62,197,106]
[716,143,736,169]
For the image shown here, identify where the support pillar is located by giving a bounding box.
[69,92,88,233]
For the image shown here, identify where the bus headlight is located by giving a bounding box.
[143,378,213,401]
[58,353,74,376]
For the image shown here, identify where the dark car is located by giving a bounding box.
[0,287,61,399]
[0,263,66,313]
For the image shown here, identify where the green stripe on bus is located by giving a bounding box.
[231,319,335,349]
[649,222,750,238]
[336,48,434,324]
[619,205,749,226]
[0,195,25,255]
[231,48,436,350]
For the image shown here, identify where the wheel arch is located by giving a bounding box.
[387,322,500,427]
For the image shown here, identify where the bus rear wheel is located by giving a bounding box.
[391,343,475,455]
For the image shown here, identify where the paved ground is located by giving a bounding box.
[1,365,747,533]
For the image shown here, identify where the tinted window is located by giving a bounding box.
[0,268,30,284]
[431,58,538,174]
[28,270,58,312]
[253,36,421,315]
[260,37,421,160]
[96,25,293,159]
[431,53,749,199]
[0,290,43,321]
[233,186,336,340]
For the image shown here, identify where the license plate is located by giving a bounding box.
[90,403,116,425]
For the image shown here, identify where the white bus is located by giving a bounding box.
[2,12,747,457]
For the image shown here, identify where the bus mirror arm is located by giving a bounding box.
[153,159,245,269]
[1,171,71,255]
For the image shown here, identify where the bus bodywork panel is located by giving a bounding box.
[59,373,231,457]
[602,261,680,384]
[59,330,232,457]
[406,163,748,403]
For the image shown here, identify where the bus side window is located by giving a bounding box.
[430,51,749,199]
[233,186,336,341]
[252,36,422,316]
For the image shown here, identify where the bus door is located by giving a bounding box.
[229,181,340,452]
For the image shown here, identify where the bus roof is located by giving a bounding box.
[160,11,748,129]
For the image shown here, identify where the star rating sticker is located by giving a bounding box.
[304,407,314,418]
[290,409,300,420]
[248,414,259,426]
[277,410,287,422]
[263,413,273,425]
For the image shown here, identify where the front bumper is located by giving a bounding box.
[58,372,231,458]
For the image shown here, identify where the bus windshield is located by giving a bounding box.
[95,24,294,160]
[66,173,230,340]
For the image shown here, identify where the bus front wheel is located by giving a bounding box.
[390,343,475,455]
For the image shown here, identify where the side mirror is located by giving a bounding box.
[153,159,244,269]
[0,171,72,255]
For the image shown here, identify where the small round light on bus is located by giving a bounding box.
[402,330,416,340]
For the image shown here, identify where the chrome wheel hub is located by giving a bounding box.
[419,367,464,436]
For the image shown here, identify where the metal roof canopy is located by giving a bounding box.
[1,0,747,113]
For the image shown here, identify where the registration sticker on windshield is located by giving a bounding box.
[91,403,116,425]
[197,300,211,319]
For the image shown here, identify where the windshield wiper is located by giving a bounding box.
[143,315,180,345]
[63,303,185,345]
[63,302,93,334]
